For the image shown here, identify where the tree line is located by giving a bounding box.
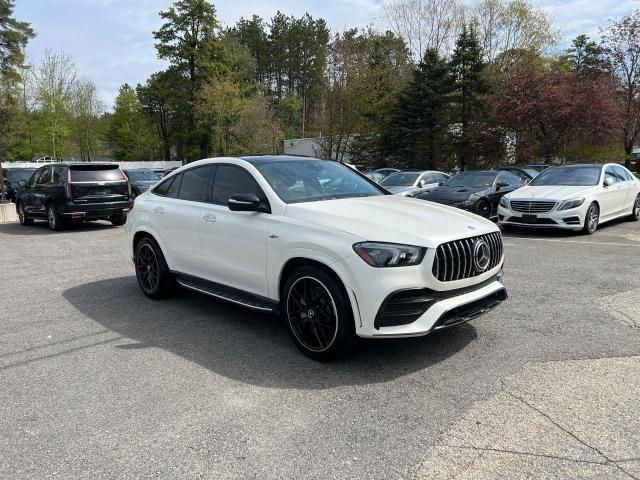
[1,0,639,170]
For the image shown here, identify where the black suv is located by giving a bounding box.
[15,163,131,230]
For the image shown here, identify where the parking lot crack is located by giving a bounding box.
[502,386,638,479]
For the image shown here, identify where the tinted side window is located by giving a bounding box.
[213,165,263,205]
[435,173,449,182]
[36,167,51,184]
[178,166,212,202]
[166,174,182,198]
[53,166,65,184]
[153,176,174,196]
[498,173,521,187]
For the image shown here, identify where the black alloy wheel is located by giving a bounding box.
[583,202,599,234]
[283,266,355,361]
[628,194,640,221]
[18,202,33,226]
[134,237,174,299]
[475,199,491,218]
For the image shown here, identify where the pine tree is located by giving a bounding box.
[450,24,489,170]
[382,49,452,169]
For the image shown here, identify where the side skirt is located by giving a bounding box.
[172,271,279,313]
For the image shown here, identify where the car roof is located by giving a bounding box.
[241,155,325,165]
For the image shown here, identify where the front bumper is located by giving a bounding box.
[497,204,586,230]
[336,251,506,338]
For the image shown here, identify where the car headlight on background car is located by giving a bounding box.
[557,198,585,210]
[499,197,510,209]
[353,242,426,267]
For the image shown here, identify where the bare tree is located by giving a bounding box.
[601,10,640,169]
[33,49,76,158]
[471,0,558,66]
[383,0,464,60]
[70,78,105,161]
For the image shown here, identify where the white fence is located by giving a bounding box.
[1,161,182,170]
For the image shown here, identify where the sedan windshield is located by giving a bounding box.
[256,160,385,203]
[126,169,160,182]
[530,165,601,186]
[379,173,419,187]
[445,171,497,188]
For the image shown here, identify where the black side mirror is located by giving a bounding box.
[438,181,445,186]
[18,180,26,187]
[228,193,268,213]
[496,181,509,190]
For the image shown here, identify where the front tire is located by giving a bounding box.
[17,202,33,226]
[628,194,640,221]
[282,266,355,361]
[582,202,599,234]
[110,214,127,226]
[47,205,64,231]
[134,237,174,299]
[475,199,491,218]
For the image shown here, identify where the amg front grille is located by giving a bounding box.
[510,200,556,213]
[433,232,503,282]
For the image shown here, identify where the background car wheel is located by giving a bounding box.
[627,194,640,221]
[283,266,355,361]
[110,214,127,226]
[582,202,599,234]
[135,237,174,299]
[17,203,33,226]
[475,199,491,218]
[47,205,64,231]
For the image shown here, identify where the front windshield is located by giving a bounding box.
[379,172,419,187]
[7,169,36,183]
[530,165,601,186]
[126,169,160,182]
[255,160,385,203]
[445,171,497,188]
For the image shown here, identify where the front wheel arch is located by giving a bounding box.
[278,257,349,304]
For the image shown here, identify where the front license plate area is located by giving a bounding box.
[522,214,538,223]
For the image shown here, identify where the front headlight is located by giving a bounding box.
[557,198,585,210]
[499,197,510,209]
[353,242,426,268]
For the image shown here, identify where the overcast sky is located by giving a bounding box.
[14,0,640,108]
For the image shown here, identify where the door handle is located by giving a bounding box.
[202,213,217,223]
[153,206,165,214]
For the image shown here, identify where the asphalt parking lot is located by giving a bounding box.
[1,219,639,479]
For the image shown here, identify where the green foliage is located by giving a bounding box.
[0,0,35,80]
[108,84,158,161]
[382,49,452,169]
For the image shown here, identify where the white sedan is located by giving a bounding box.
[126,156,506,361]
[498,163,640,234]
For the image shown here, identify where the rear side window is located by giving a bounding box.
[212,165,263,205]
[153,176,174,196]
[70,166,124,182]
[179,166,212,202]
[52,166,65,184]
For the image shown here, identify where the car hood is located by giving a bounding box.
[506,185,596,200]
[284,195,497,248]
[421,186,488,203]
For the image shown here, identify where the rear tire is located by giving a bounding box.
[282,266,356,361]
[47,204,64,231]
[110,214,127,226]
[582,202,599,234]
[627,194,640,221]
[134,237,174,299]
[17,202,33,226]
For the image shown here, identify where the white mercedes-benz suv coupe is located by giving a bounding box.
[498,163,640,234]
[126,156,507,360]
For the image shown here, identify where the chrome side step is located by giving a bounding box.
[174,273,277,313]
